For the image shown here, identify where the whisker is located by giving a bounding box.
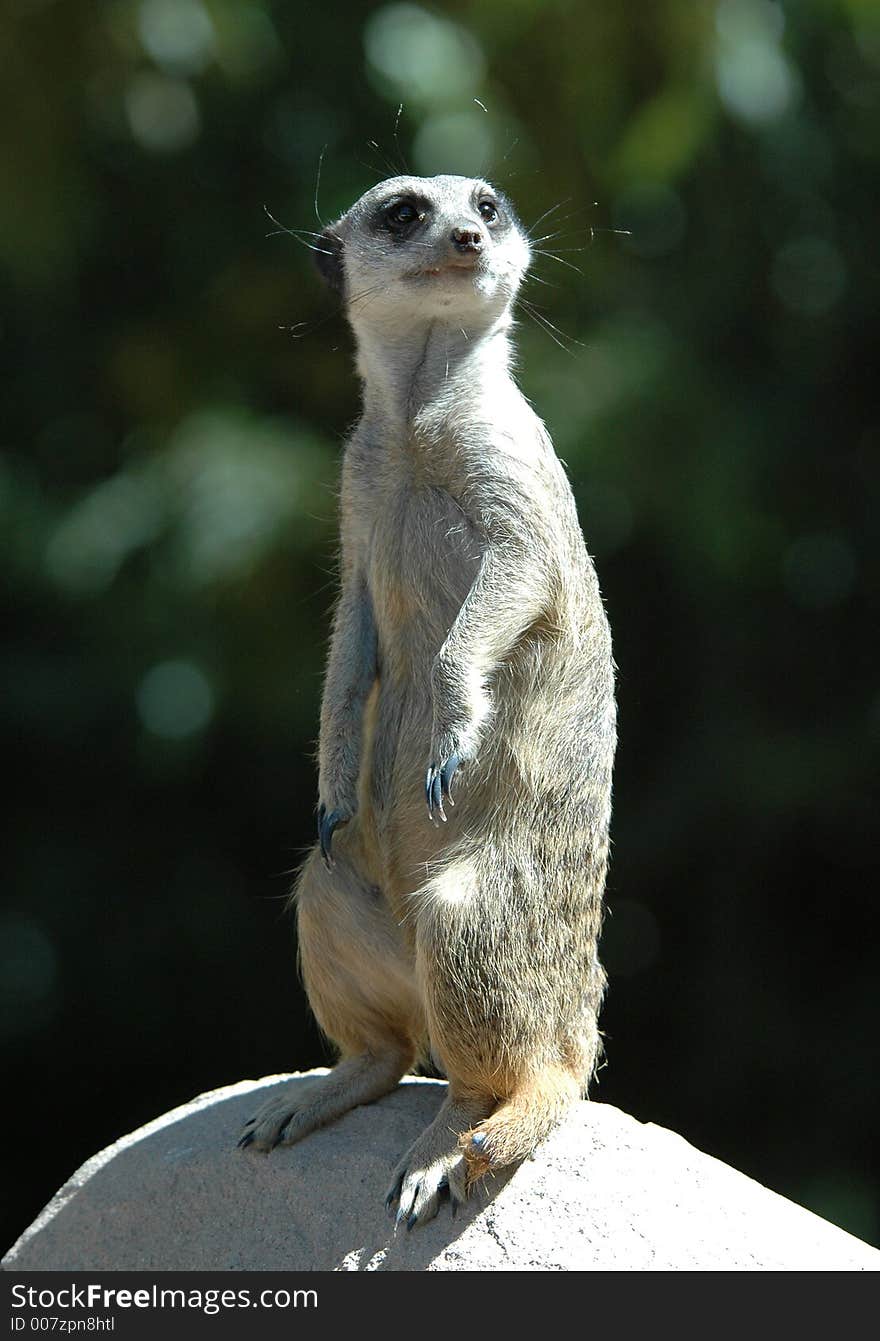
[530,211,598,245]
[267,236,334,257]
[527,198,573,238]
[499,134,519,166]
[346,280,394,316]
[530,218,592,246]
[277,302,345,340]
[531,248,585,277]
[392,104,409,174]
[516,297,584,353]
[367,137,401,179]
[313,146,327,227]
[263,207,332,253]
[523,272,558,290]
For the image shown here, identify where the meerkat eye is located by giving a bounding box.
[386,200,420,228]
[478,199,499,223]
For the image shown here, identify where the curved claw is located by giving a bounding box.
[425,753,461,824]
[386,1173,404,1215]
[317,804,344,869]
[271,1124,290,1150]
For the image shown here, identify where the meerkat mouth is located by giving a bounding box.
[412,264,482,282]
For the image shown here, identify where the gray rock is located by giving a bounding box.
[4,1073,878,1271]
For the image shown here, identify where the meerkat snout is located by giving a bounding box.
[450,225,484,254]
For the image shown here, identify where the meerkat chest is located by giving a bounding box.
[365,468,483,656]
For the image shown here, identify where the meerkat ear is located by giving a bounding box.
[315,228,344,293]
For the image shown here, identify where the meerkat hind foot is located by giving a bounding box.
[386,1145,468,1230]
[457,1065,584,1182]
[238,1049,409,1153]
[386,1092,494,1228]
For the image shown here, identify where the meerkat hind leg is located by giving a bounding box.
[239,846,419,1153]
[240,1047,412,1151]
[386,1090,495,1228]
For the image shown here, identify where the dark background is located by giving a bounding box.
[2,0,878,1251]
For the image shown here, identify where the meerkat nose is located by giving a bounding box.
[451,226,484,253]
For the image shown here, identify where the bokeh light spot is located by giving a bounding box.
[715,0,799,126]
[213,5,284,84]
[45,471,165,595]
[136,660,215,739]
[137,0,215,75]
[364,5,485,105]
[166,409,305,585]
[125,73,200,152]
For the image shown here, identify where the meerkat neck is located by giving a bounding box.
[355,316,516,432]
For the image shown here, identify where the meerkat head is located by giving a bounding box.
[315,175,531,334]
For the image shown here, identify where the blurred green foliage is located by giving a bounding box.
[2,0,878,1249]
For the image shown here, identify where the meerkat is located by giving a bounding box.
[238,175,617,1227]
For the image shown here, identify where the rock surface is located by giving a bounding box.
[4,1072,878,1271]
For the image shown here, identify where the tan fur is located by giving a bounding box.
[239,177,617,1226]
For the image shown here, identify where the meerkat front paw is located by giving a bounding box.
[427,660,491,824]
[424,713,485,823]
[425,751,461,823]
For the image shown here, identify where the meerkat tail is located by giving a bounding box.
[458,1065,583,1182]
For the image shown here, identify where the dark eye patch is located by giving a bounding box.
[388,201,418,226]
[372,195,429,237]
